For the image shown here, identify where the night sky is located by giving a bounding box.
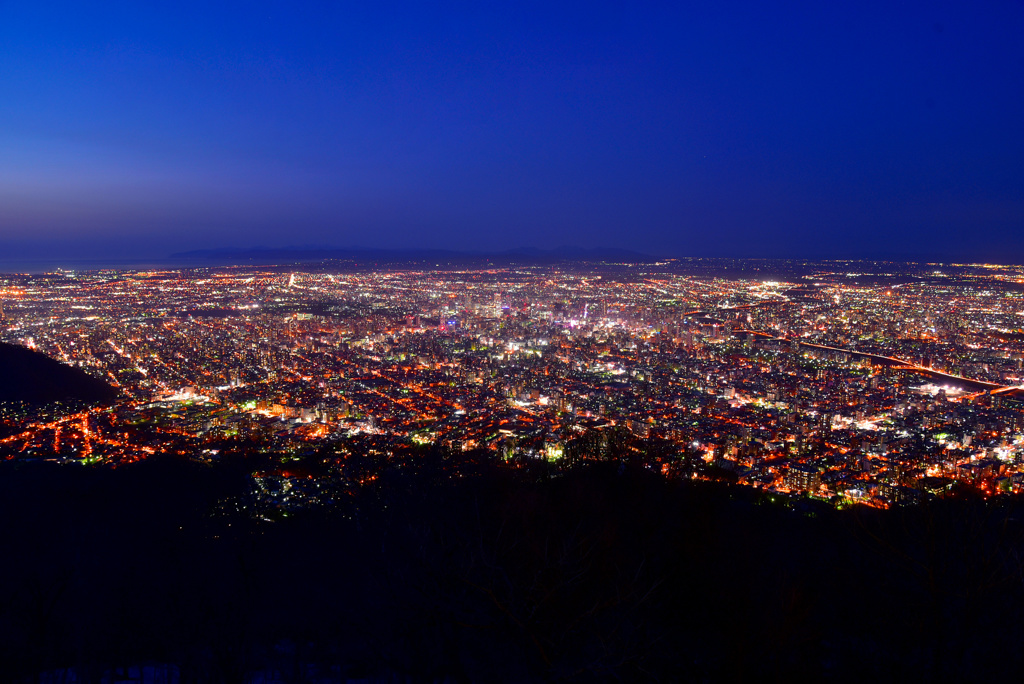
[2,1,1022,263]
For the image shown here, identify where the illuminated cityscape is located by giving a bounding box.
[6,258,1024,510]
[3,0,1023,678]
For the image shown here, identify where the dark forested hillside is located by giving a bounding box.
[0,342,116,404]
[2,456,1024,682]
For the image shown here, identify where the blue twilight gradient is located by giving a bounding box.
[1,1,1023,263]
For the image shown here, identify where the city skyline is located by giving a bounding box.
[5,256,1024,499]
[5,2,1024,679]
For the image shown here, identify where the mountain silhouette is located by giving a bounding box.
[0,342,117,404]
[168,245,658,265]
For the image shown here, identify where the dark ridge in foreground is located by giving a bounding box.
[3,457,1024,683]
[0,342,117,404]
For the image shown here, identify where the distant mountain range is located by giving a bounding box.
[0,343,117,404]
[169,245,659,265]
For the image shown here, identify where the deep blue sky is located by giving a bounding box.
[2,1,1023,263]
